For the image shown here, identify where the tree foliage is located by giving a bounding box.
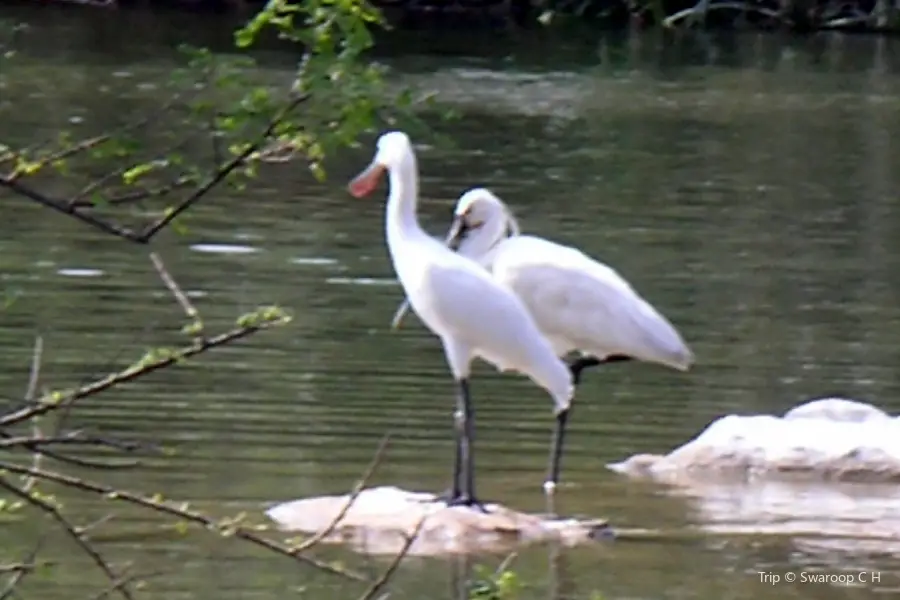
[0,0,429,242]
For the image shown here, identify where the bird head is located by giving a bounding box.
[347,131,413,198]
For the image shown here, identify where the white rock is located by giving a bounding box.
[609,397,900,484]
[264,486,611,556]
[609,397,900,556]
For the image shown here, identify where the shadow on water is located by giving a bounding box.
[3,3,900,598]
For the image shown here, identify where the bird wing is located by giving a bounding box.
[493,236,693,370]
[423,257,541,350]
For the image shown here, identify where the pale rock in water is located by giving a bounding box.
[609,397,900,557]
[608,397,900,484]
[264,486,611,556]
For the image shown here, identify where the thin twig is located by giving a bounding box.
[23,336,42,402]
[0,432,140,470]
[7,136,112,183]
[69,140,194,208]
[0,177,140,242]
[136,92,310,243]
[89,569,168,600]
[0,432,142,451]
[75,512,119,537]
[356,514,427,600]
[0,462,366,582]
[494,551,518,577]
[102,176,195,206]
[292,434,392,553]
[0,560,51,576]
[0,134,57,171]
[0,475,135,600]
[5,93,187,183]
[149,253,199,323]
[20,335,43,492]
[0,318,290,429]
[0,541,49,600]
[4,93,306,244]
[51,313,166,436]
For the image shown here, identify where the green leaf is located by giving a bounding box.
[122,162,155,185]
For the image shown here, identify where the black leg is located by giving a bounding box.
[445,378,488,513]
[435,406,464,505]
[568,354,632,385]
[546,407,570,503]
[543,354,633,514]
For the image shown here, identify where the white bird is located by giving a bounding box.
[391,187,695,501]
[347,134,574,512]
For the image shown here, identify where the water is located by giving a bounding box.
[3,6,900,599]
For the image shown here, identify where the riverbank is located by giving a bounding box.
[5,0,900,34]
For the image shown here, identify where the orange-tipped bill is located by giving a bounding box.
[348,162,386,198]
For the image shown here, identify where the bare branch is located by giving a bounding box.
[0,565,35,576]
[4,93,188,182]
[0,542,49,600]
[69,141,194,209]
[0,475,135,600]
[74,513,119,537]
[0,316,290,429]
[97,176,195,207]
[7,136,112,184]
[23,336,42,402]
[2,90,309,244]
[356,514,427,600]
[0,431,143,451]
[0,177,141,242]
[149,253,199,325]
[136,92,311,243]
[292,434,392,554]
[0,462,366,582]
[0,431,141,470]
[89,569,168,600]
[20,335,44,492]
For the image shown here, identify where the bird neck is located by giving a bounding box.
[385,151,424,246]
[458,220,513,269]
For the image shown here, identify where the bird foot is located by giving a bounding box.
[435,489,489,513]
[445,494,490,514]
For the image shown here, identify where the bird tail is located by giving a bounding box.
[647,322,694,371]
[528,352,575,415]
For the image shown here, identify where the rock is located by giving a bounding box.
[609,397,900,485]
[608,397,900,556]
[264,486,612,556]
[783,396,891,422]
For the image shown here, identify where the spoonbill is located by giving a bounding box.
[391,187,694,502]
[347,134,574,512]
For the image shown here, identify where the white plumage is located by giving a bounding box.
[348,134,574,511]
[491,237,692,367]
[392,187,694,505]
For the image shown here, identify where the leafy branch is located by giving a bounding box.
[0,251,424,599]
[1,5,435,598]
[0,90,310,244]
[1,0,431,246]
